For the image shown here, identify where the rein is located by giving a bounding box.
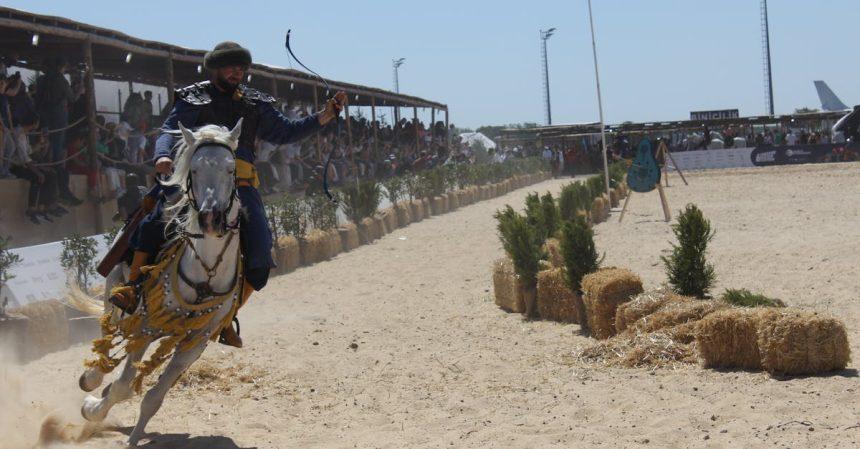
[178,229,239,301]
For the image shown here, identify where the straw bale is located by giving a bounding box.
[580,268,644,339]
[609,189,620,208]
[757,309,851,375]
[301,229,330,265]
[324,229,342,259]
[600,194,611,219]
[381,208,398,232]
[276,235,301,273]
[457,190,469,206]
[630,296,727,342]
[471,186,480,203]
[615,288,674,333]
[422,199,432,218]
[577,330,696,368]
[536,268,582,323]
[357,217,377,244]
[591,197,606,224]
[447,191,460,211]
[409,200,424,223]
[10,300,70,359]
[396,201,412,227]
[429,196,445,215]
[694,308,776,370]
[543,238,564,268]
[373,215,387,237]
[492,258,525,313]
[338,224,360,251]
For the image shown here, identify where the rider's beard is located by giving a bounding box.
[213,75,239,94]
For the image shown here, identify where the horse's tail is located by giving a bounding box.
[64,283,107,317]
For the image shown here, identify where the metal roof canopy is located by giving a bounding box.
[498,111,846,142]
[0,6,447,110]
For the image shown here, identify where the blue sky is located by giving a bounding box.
[6,0,859,128]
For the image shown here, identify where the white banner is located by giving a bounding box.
[669,147,755,171]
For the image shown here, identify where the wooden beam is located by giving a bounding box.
[371,96,378,163]
[82,38,103,233]
[313,86,321,161]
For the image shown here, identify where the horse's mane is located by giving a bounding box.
[162,124,236,241]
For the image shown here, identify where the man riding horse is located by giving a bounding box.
[113,41,345,347]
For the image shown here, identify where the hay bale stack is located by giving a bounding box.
[758,310,851,375]
[543,238,564,268]
[300,229,330,265]
[492,258,525,313]
[324,229,342,259]
[457,190,469,206]
[339,224,360,251]
[373,215,387,237]
[629,296,726,343]
[600,194,611,219]
[581,268,644,339]
[695,308,777,370]
[471,186,480,203]
[448,191,460,211]
[396,202,412,227]
[591,197,606,224]
[430,196,447,215]
[357,217,377,244]
[276,236,301,273]
[536,268,583,323]
[615,288,675,333]
[381,208,398,232]
[409,200,424,223]
[609,189,620,208]
[421,198,432,218]
[11,300,70,359]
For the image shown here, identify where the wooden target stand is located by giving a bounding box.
[618,140,688,223]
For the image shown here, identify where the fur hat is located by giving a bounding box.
[203,41,252,70]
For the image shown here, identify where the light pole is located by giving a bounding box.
[393,57,405,122]
[586,0,611,201]
[540,28,556,125]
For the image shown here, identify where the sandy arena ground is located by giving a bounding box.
[3,162,859,449]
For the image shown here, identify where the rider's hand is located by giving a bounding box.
[318,91,347,126]
[155,157,174,175]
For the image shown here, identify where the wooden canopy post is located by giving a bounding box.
[269,77,278,100]
[345,96,353,164]
[82,38,104,233]
[413,106,419,150]
[445,108,450,151]
[313,86,321,161]
[430,108,435,144]
[165,53,175,105]
[371,96,378,162]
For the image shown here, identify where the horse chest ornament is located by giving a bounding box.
[626,138,661,193]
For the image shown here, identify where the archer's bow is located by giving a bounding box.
[285,29,341,203]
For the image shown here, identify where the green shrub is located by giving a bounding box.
[586,175,606,201]
[540,192,561,238]
[306,194,338,230]
[0,235,22,314]
[278,196,308,239]
[404,175,420,201]
[722,289,785,308]
[559,216,601,292]
[382,176,406,206]
[340,179,381,223]
[61,234,98,291]
[524,192,545,238]
[661,204,716,298]
[559,182,590,221]
[265,201,283,243]
[494,206,541,290]
[608,161,627,187]
[102,225,122,247]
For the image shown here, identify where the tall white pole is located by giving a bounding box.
[587,0,612,202]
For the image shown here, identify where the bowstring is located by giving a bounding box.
[285,29,339,204]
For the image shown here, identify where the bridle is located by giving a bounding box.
[170,141,242,302]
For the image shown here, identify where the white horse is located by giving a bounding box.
[77,120,244,447]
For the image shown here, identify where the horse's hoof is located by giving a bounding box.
[81,395,108,422]
[79,369,104,392]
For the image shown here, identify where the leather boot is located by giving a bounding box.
[108,251,149,314]
[218,282,254,348]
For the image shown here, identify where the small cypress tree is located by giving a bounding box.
[0,235,22,315]
[559,216,601,292]
[279,196,308,239]
[495,206,542,317]
[60,234,98,291]
[661,204,716,298]
[558,183,578,221]
[540,192,561,239]
[524,192,545,238]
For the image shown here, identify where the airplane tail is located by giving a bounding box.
[814,81,849,111]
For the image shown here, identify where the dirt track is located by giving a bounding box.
[5,163,859,449]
